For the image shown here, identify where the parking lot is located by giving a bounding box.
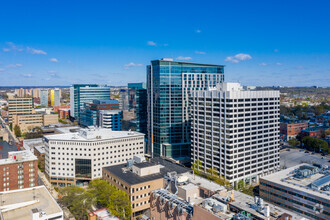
[280,148,330,168]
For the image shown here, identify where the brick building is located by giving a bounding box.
[280,121,308,140]
[300,126,330,139]
[102,156,189,218]
[0,143,38,192]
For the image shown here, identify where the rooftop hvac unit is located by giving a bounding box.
[177,206,184,215]
[160,196,165,205]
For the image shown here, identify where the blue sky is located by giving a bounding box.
[0,0,329,87]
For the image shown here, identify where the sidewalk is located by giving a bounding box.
[38,170,75,220]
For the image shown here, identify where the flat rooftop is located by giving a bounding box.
[230,191,306,220]
[0,141,18,159]
[0,150,36,165]
[0,186,63,220]
[261,164,330,200]
[46,127,144,141]
[103,157,190,185]
[183,172,226,193]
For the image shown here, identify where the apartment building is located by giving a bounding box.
[0,146,38,192]
[260,164,330,220]
[190,83,280,185]
[8,97,34,122]
[44,127,145,187]
[147,58,224,159]
[102,156,190,218]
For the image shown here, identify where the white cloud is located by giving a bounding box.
[3,42,23,52]
[176,56,192,61]
[147,41,157,46]
[276,62,282,66]
[274,49,279,52]
[195,51,206,55]
[225,53,252,63]
[0,68,5,71]
[196,29,201,33]
[125,62,143,67]
[22,73,32,78]
[259,62,267,66]
[49,58,58,62]
[6,64,22,68]
[26,47,47,55]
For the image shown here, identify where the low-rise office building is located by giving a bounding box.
[260,164,330,220]
[12,113,59,133]
[44,127,145,187]
[0,185,63,220]
[102,156,190,218]
[0,144,38,192]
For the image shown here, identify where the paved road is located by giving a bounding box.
[280,148,330,168]
[0,116,18,144]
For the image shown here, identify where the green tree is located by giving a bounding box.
[192,160,202,175]
[108,190,132,220]
[206,167,218,181]
[14,124,21,137]
[88,179,116,207]
[288,138,300,148]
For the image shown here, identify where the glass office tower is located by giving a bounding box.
[70,84,111,119]
[128,83,147,135]
[147,58,224,160]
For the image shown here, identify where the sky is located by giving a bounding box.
[0,0,329,87]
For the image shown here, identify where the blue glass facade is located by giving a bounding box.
[147,59,224,159]
[70,84,111,119]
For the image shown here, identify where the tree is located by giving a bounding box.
[14,124,21,137]
[88,179,116,207]
[108,190,132,220]
[192,160,202,175]
[206,167,218,181]
[302,136,328,153]
[288,138,300,148]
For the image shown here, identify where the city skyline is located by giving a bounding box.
[0,0,330,87]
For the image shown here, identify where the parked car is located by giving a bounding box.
[305,151,309,153]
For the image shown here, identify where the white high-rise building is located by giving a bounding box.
[44,127,145,187]
[190,83,280,186]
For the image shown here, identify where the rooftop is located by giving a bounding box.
[0,186,63,220]
[103,157,190,185]
[45,127,144,141]
[0,150,37,165]
[261,163,330,200]
[88,208,120,220]
[0,141,18,159]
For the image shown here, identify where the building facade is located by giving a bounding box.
[190,83,280,185]
[0,149,38,192]
[40,89,48,107]
[128,83,148,135]
[50,88,61,107]
[147,58,224,159]
[260,164,330,220]
[44,128,145,187]
[79,99,119,127]
[12,113,58,133]
[69,84,111,119]
[280,121,308,140]
[102,157,190,218]
[98,110,122,130]
[8,97,34,122]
